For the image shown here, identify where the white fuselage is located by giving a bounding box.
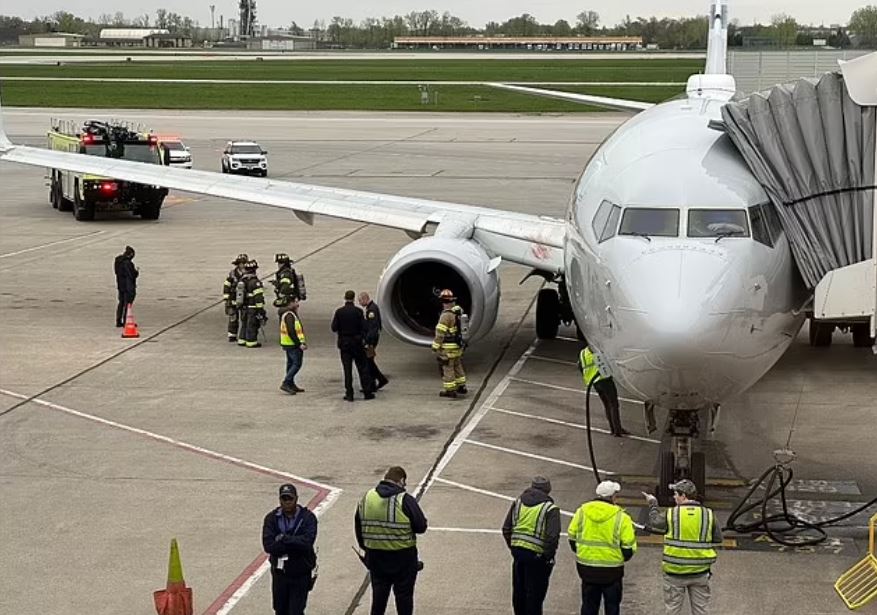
[564,96,808,410]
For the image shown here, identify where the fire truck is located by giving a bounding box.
[47,119,169,221]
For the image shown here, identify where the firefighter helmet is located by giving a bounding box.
[233,253,249,265]
[438,289,456,302]
[275,253,291,264]
[245,259,258,271]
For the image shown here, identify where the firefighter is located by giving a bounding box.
[223,253,249,342]
[272,253,306,310]
[239,260,266,348]
[431,289,467,398]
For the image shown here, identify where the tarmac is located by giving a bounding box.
[0,108,875,615]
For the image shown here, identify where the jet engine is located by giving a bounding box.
[376,237,501,346]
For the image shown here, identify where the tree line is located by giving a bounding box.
[1,6,876,49]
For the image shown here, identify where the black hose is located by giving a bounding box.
[725,463,877,546]
[584,373,602,484]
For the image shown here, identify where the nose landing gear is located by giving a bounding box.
[656,408,707,505]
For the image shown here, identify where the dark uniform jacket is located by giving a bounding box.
[331,302,366,350]
[275,264,300,302]
[242,273,264,309]
[363,301,383,346]
[223,267,244,304]
[354,480,428,573]
[262,505,318,578]
[502,487,561,562]
[114,254,138,294]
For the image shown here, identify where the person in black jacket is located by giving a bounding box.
[359,292,389,391]
[331,290,374,401]
[262,484,318,615]
[355,466,428,615]
[114,245,138,327]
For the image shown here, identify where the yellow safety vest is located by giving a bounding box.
[580,348,604,385]
[358,489,416,551]
[280,311,306,347]
[662,505,717,575]
[510,500,557,554]
[568,500,637,568]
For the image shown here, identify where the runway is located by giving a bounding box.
[0,108,873,615]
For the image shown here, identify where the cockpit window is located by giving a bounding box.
[619,208,679,237]
[591,200,622,243]
[748,204,773,247]
[687,209,749,238]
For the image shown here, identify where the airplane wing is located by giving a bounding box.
[0,116,566,274]
[486,83,654,112]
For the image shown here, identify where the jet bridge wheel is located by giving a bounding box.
[851,323,875,347]
[535,288,560,339]
[808,320,834,347]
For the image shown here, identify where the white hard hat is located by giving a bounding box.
[595,480,622,498]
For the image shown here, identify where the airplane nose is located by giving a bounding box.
[621,247,739,363]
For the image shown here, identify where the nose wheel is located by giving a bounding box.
[656,409,706,505]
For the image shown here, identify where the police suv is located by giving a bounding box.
[221,141,268,177]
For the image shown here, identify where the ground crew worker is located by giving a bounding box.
[262,483,318,615]
[502,476,560,615]
[578,345,628,437]
[114,245,138,327]
[331,290,374,401]
[223,253,248,342]
[643,479,723,615]
[355,466,428,615]
[359,292,389,391]
[279,298,307,395]
[568,480,637,615]
[239,260,266,348]
[432,289,467,398]
[272,253,305,309]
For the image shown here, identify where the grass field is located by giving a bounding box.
[0,58,699,83]
[0,81,683,112]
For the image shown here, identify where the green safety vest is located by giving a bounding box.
[280,311,305,347]
[662,505,717,575]
[568,500,637,568]
[580,348,605,386]
[510,500,557,554]
[358,489,416,551]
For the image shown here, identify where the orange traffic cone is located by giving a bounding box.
[153,539,193,615]
[121,303,140,338]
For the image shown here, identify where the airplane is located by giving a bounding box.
[0,1,867,500]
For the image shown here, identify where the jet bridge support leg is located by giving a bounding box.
[657,409,706,505]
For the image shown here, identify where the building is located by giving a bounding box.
[18,32,85,48]
[393,35,643,51]
[246,35,316,51]
[98,28,169,47]
[143,33,193,48]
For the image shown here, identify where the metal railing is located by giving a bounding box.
[835,513,877,610]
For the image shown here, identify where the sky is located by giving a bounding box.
[8,1,863,28]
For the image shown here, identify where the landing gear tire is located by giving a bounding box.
[657,450,675,506]
[535,288,560,339]
[691,451,706,502]
[809,320,833,347]
[852,323,874,347]
[73,183,94,221]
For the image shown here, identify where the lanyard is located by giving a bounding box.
[279,507,303,535]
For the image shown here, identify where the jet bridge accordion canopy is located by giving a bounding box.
[721,65,876,289]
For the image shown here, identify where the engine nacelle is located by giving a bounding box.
[376,237,501,346]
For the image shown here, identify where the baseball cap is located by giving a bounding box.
[669,479,697,496]
[530,476,552,494]
[279,484,297,498]
[595,480,622,498]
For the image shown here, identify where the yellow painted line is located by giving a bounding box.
[619,475,747,488]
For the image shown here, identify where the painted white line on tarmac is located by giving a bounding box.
[431,527,573,537]
[434,477,575,518]
[0,230,105,259]
[491,406,661,445]
[510,376,642,405]
[528,354,577,366]
[463,439,614,475]
[415,339,539,496]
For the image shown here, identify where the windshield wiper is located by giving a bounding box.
[715,230,744,243]
[624,232,652,242]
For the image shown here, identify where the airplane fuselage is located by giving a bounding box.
[564,96,809,410]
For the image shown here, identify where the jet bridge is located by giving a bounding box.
[721,52,877,343]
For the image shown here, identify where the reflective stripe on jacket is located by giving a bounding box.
[662,506,717,575]
[358,488,416,551]
[568,500,637,568]
[510,499,557,554]
[432,308,462,357]
[579,348,604,386]
[280,311,305,347]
